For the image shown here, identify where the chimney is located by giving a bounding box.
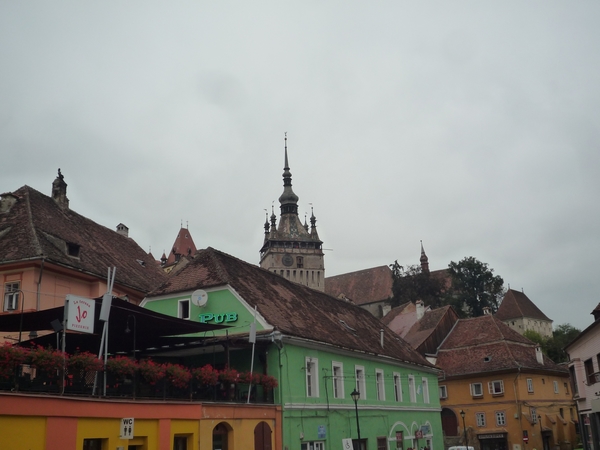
[116,223,129,237]
[51,169,69,210]
[380,329,384,348]
[535,346,544,365]
[416,300,425,320]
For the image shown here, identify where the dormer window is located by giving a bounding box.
[67,242,80,258]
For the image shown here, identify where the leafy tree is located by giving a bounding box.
[390,261,445,308]
[546,323,581,363]
[444,256,504,318]
[523,330,545,346]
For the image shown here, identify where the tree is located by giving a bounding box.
[546,323,581,363]
[444,256,504,318]
[390,261,445,308]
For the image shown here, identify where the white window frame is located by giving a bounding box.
[439,385,447,399]
[376,369,385,401]
[527,378,534,393]
[355,365,366,399]
[306,357,319,398]
[422,377,430,404]
[496,411,506,426]
[3,282,20,312]
[488,380,504,395]
[470,382,483,397]
[408,374,416,402]
[531,407,537,424]
[553,380,559,393]
[178,299,190,320]
[332,362,344,399]
[301,442,325,450]
[394,372,402,402]
[476,412,486,427]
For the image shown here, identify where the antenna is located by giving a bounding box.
[191,289,208,307]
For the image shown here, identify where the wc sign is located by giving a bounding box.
[120,418,134,439]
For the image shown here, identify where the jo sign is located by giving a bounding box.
[65,295,95,334]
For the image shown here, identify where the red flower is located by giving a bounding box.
[193,364,219,386]
[165,363,192,389]
[138,359,166,385]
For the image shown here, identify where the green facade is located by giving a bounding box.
[143,287,443,450]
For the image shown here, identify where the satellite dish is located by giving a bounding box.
[191,289,208,307]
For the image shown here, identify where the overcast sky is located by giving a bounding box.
[2,2,599,331]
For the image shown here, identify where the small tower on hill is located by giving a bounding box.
[259,135,325,291]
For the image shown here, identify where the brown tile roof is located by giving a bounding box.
[0,185,166,295]
[495,289,552,322]
[165,227,198,265]
[325,265,393,305]
[150,248,434,370]
[404,306,459,354]
[436,315,566,377]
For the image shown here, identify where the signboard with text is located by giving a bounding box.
[65,295,95,334]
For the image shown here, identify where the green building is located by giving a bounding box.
[143,247,443,450]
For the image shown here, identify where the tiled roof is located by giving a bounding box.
[495,289,552,322]
[436,315,566,377]
[165,227,198,265]
[404,306,458,352]
[325,265,393,306]
[150,248,434,369]
[0,185,165,295]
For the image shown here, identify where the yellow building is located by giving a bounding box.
[434,315,576,450]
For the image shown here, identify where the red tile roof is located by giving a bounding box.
[325,265,393,305]
[150,248,434,369]
[404,306,459,354]
[436,315,566,377]
[0,185,165,295]
[495,289,551,322]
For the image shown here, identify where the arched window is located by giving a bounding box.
[213,422,232,450]
[441,408,459,436]
[254,422,272,450]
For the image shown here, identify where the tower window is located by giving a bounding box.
[297,256,304,268]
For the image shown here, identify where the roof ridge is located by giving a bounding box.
[23,187,43,256]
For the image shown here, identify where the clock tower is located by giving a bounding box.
[259,135,325,291]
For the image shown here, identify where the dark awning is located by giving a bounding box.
[0,296,226,355]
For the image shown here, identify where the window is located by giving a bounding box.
[3,282,20,311]
[67,242,80,257]
[476,412,486,427]
[297,256,304,268]
[439,385,448,399]
[306,358,319,397]
[527,378,534,393]
[564,382,569,395]
[554,380,559,393]
[377,437,387,450]
[422,377,430,404]
[560,408,564,419]
[376,369,385,401]
[496,411,506,426]
[531,407,537,424]
[585,359,595,385]
[174,436,188,450]
[488,380,504,395]
[569,366,579,396]
[178,299,190,319]
[332,362,344,399]
[395,431,404,450]
[408,375,416,402]
[301,442,325,450]
[394,373,402,402]
[470,382,483,397]
[355,366,366,399]
[83,439,104,450]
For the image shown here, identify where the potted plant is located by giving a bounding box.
[0,343,28,383]
[27,345,66,379]
[192,364,218,386]
[261,374,278,390]
[106,356,138,379]
[165,363,192,390]
[218,366,239,386]
[68,350,103,374]
[138,359,165,385]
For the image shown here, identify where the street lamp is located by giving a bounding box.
[125,315,137,360]
[460,410,468,449]
[351,388,362,448]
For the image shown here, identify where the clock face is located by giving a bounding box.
[282,254,293,267]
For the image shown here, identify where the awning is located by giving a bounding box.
[0,296,227,355]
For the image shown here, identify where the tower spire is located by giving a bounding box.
[278,132,299,214]
[420,240,430,274]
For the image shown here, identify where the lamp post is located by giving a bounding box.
[125,315,137,360]
[351,388,362,448]
[460,410,468,449]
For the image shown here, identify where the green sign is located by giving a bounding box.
[199,312,238,324]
